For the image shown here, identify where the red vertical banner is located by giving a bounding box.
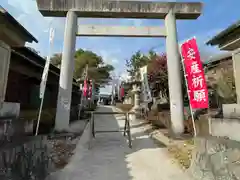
[180,38,209,109]
[88,80,92,98]
[120,87,125,98]
[83,79,88,97]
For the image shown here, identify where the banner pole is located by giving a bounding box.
[207,108,212,135]
[78,84,83,120]
[78,64,88,119]
[180,50,197,137]
[35,27,54,136]
[35,92,45,136]
[204,68,212,135]
[183,73,197,137]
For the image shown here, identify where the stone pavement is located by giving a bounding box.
[46,106,191,180]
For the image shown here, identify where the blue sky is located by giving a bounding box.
[2,0,240,93]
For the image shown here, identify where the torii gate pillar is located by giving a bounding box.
[165,9,184,135]
[55,10,77,131]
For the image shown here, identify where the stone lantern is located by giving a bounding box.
[129,70,142,119]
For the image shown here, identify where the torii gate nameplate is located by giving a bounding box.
[77,25,166,37]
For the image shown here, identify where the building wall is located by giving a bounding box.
[5,69,80,115]
[5,70,31,109]
[5,70,53,110]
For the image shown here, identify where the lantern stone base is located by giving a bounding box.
[132,106,142,119]
[132,88,141,120]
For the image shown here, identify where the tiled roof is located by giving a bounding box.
[0,5,38,43]
[206,20,240,46]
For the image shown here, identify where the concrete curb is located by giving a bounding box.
[150,130,173,146]
[66,122,91,164]
[46,122,91,180]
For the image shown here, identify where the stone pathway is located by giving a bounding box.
[46,106,191,180]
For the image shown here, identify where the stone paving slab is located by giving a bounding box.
[46,106,191,180]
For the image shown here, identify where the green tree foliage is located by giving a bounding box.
[215,69,236,104]
[126,50,187,102]
[50,53,62,68]
[125,50,149,78]
[50,49,114,87]
[126,48,213,103]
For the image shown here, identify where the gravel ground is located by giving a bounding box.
[48,135,80,171]
[47,120,87,172]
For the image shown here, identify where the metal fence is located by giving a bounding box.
[88,111,134,149]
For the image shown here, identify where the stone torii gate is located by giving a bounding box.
[36,0,202,135]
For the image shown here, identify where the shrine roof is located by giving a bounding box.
[206,20,240,46]
[0,6,38,43]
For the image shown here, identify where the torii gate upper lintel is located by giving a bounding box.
[36,0,202,19]
[36,0,203,135]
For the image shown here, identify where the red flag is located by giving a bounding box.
[88,81,92,98]
[181,38,209,109]
[120,87,124,98]
[83,79,88,97]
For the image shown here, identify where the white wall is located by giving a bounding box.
[211,117,240,141]
[0,41,11,105]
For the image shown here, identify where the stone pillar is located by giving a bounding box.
[55,10,77,131]
[132,84,141,119]
[134,85,140,107]
[165,9,184,135]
